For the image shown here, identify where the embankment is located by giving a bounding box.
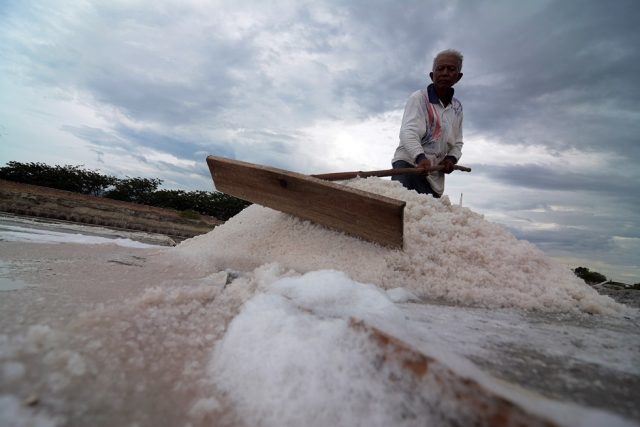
[0,180,223,240]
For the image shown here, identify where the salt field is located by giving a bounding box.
[1,178,638,426]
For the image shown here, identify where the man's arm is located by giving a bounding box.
[398,92,428,166]
[441,108,463,174]
[447,108,464,161]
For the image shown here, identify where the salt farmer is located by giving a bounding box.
[391,49,464,197]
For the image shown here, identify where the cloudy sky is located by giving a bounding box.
[1,0,639,283]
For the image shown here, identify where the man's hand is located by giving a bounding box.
[440,157,456,174]
[416,158,432,174]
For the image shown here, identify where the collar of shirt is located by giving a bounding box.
[427,83,454,106]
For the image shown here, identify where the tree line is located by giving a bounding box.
[0,161,249,221]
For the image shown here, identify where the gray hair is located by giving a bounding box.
[432,49,464,72]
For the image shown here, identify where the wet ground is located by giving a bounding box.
[1,214,638,426]
[396,302,640,422]
[0,213,178,246]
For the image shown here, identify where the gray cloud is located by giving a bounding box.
[479,164,639,198]
[453,0,640,158]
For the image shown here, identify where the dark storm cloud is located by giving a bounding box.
[60,125,157,169]
[322,1,445,113]
[6,0,442,127]
[481,164,639,196]
[61,124,234,177]
[60,123,305,182]
[510,226,616,254]
[112,126,234,161]
[509,225,639,275]
[60,125,128,149]
[34,35,255,127]
[471,162,640,239]
[4,0,639,149]
[450,0,640,155]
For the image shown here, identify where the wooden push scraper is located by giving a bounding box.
[206,156,470,249]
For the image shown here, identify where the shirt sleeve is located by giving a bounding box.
[447,108,463,161]
[398,92,428,163]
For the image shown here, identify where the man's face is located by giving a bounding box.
[430,54,463,89]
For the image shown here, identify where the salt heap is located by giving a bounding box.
[174,178,622,314]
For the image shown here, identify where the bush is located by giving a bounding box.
[146,189,250,221]
[104,177,163,203]
[0,161,116,196]
[1,161,249,220]
[573,267,607,285]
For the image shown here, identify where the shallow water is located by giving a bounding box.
[0,213,173,247]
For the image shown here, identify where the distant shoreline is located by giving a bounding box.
[0,179,222,241]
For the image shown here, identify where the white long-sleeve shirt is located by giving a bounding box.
[392,84,464,195]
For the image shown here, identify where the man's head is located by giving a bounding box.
[430,49,463,90]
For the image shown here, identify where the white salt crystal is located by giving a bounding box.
[0,394,61,427]
[2,362,25,382]
[174,178,623,314]
[188,397,221,421]
[25,325,60,353]
[209,268,637,427]
[386,287,420,303]
[66,351,86,376]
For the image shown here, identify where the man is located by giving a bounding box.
[391,49,464,197]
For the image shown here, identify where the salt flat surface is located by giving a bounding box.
[0,213,174,247]
[1,179,638,426]
[0,223,159,248]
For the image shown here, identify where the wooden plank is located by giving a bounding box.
[349,319,560,427]
[206,156,405,248]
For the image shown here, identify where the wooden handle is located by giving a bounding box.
[312,165,471,181]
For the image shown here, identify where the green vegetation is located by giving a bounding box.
[573,267,640,289]
[0,161,249,221]
[104,176,163,203]
[573,267,607,285]
[0,161,117,196]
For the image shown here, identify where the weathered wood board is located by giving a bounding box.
[206,156,405,248]
[349,319,560,427]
